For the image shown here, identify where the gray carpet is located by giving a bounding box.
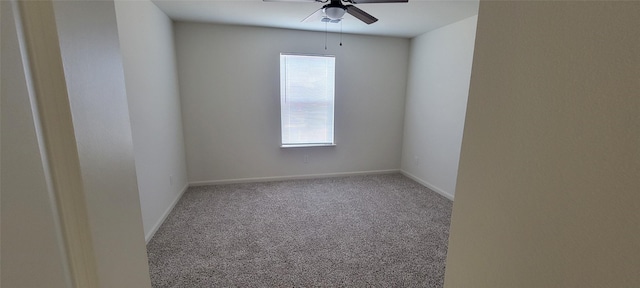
[147,173,453,287]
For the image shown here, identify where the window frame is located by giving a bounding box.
[279,53,337,148]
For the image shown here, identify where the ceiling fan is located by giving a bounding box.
[264,0,409,25]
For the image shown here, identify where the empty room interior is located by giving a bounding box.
[1,0,638,287]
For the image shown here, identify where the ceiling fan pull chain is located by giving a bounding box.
[325,21,328,50]
[340,21,343,46]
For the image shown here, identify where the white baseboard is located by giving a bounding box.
[400,170,454,201]
[189,169,401,186]
[145,183,188,243]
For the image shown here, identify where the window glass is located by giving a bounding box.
[280,54,335,147]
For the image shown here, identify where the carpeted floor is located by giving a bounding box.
[147,173,453,287]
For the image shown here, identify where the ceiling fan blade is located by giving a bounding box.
[302,8,325,23]
[349,0,408,3]
[345,5,378,24]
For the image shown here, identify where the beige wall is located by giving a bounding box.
[401,15,477,199]
[175,23,410,184]
[115,0,189,242]
[2,1,152,286]
[445,1,639,287]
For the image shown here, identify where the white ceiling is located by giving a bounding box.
[152,0,479,38]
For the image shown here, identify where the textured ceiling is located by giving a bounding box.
[152,0,479,38]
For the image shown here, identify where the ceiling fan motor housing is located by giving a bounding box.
[270,0,408,25]
[324,3,346,20]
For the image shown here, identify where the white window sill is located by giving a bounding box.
[280,143,336,148]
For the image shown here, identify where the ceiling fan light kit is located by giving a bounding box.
[265,0,408,25]
[324,6,346,20]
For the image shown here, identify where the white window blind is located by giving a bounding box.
[280,54,335,147]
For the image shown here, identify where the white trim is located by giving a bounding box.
[189,169,400,186]
[17,1,100,286]
[280,143,336,148]
[13,0,73,285]
[145,183,189,243]
[400,170,455,200]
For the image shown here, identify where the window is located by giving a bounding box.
[280,54,336,147]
